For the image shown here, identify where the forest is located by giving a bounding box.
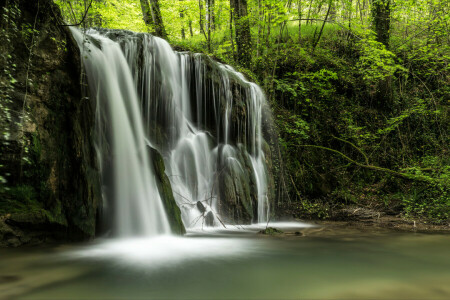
[50,0,449,223]
[0,0,449,299]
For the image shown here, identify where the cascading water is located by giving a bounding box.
[72,28,271,235]
[71,29,171,236]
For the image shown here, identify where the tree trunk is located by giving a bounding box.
[207,0,215,31]
[149,0,167,39]
[313,0,332,51]
[230,9,236,60]
[180,0,185,39]
[371,0,390,47]
[189,19,194,37]
[328,1,336,22]
[207,0,214,51]
[257,0,262,56]
[140,0,155,28]
[371,0,391,110]
[198,0,209,44]
[306,0,313,24]
[199,0,205,35]
[140,0,167,39]
[298,0,302,43]
[230,0,252,67]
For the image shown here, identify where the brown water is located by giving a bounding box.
[1,223,449,300]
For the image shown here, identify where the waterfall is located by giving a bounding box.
[71,29,171,236]
[72,28,270,235]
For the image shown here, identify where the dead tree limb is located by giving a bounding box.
[297,144,439,184]
[60,0,93,27]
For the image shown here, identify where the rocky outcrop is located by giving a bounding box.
[149,147,186,235]
[0,0,101,246]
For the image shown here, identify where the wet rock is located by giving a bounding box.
[148,147,186,235]
[205,211,214,227]
[196,201,206,214]
[259,227,284,235]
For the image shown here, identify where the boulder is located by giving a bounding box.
[149,147,186,235]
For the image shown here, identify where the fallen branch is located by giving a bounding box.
[297,144,438,184]
[332,135,369,165]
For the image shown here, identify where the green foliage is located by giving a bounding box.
[0,185,40,214]
[402,184,449,223]
[299,201,330,219]
[0,5,20,142]
[356,36,405,84]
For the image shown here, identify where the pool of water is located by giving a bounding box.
[1,222,449,299]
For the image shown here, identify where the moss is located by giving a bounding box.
[0,185,40,214]
[0,0,101,245]
[149,147,186,235]
[32,132,41,159]
[259,227,284,235]
[0,184,68,227]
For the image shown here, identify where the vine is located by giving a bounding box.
[19,0,41,176]
[0,3,20,189]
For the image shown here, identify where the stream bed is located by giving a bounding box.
[1,222,449,299]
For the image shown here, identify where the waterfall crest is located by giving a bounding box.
[72,28,271,235]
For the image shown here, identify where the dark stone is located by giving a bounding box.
[258,227,284,235]
[196,201,206,214]
[148,147,186,235]
[205,211,214,227]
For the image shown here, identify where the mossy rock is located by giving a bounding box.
[0,0,102,246]
[149,146,186,235]
[258,227,284,235]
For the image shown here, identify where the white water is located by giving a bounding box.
[68,221,314,269]
[72,28,270,234]
[72,29,170,236]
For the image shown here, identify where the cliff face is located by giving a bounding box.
[0,0,101,246]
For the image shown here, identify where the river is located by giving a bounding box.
[1,222,449,299]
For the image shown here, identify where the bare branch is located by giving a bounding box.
[60,0,93,27]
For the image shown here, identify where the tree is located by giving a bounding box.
[206,0,215,31]
[179,0,186,39]
[312,0,333,51]
[206,0,215,49]
[371,0,392,110]
[140,0,167,39]
[371,0,390,47]
[230,0,252,67]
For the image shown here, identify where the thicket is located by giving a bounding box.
[54,0,449,223]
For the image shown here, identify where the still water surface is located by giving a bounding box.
[1,223,449,299]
